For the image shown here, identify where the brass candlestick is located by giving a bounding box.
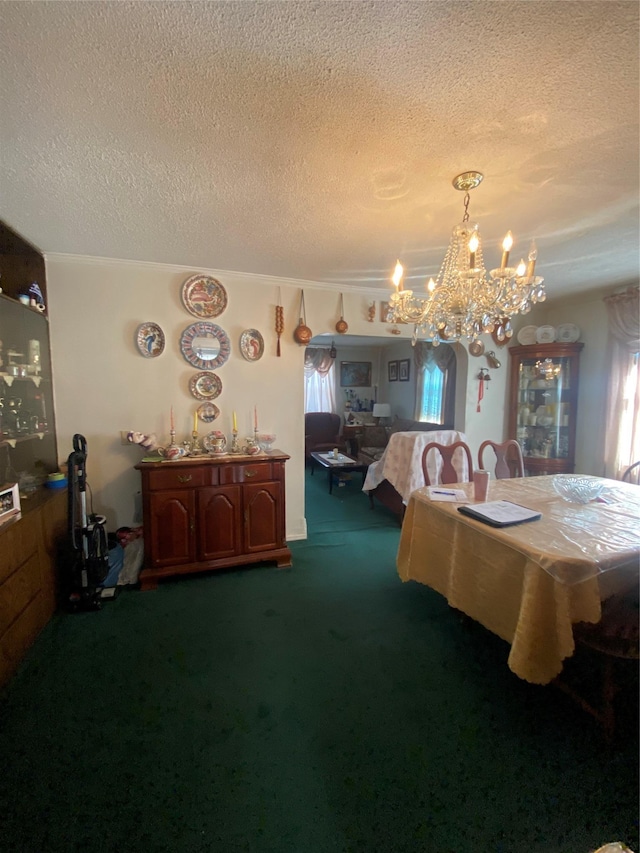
[230,430,241,454]
[190,430,204,455]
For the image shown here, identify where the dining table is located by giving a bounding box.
[396,475,640,684]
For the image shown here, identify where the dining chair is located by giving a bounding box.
[421,440,473,486]
[622,461,640,485]
[478,439,525,479]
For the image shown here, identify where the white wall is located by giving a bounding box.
[45,252,615,541]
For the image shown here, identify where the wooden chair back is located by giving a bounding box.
[421,441,473,486]
[478,439,525,479]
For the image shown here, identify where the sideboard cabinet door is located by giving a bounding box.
[198,485,242,561]
[147,490,196,567]
[244,481,283,553]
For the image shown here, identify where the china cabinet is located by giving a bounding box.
[0,219,64,687]
[508,342,583,476]
[135,452,292,590]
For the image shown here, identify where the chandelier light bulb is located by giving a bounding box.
[392,260,404,291]
[427,277,436,293]
[500,231,513,269]
[527,241,537,277]
[516,258,526,277]
[468,232,479,268]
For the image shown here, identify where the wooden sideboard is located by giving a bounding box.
[135,451,292,590]
[0,488,67,687]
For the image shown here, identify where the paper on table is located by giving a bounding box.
[427,487,467,502]
[458,500,541,527]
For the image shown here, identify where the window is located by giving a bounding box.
[604,287,639,478]
[413,342,456,426]
[304,348,336,413]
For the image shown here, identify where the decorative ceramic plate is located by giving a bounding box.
[135,322,165,358]
[536,324,557,344]
[203,431,227,453]
[197,402,220,423]
[189,371,222,401]
[516,325,538,346]
[468,340,485,357]
[556,323,580,343]
[180,322,231,370]
[239,328,264,362]
[181,275,228,319]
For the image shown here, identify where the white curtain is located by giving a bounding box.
[304,348,336,413]
[413,342,457,425]
[603,286,640,478]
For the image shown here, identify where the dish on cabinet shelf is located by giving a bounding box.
[197,402,220,423]
[535,325,557,344]
[135,322,165,358]
[239,329,264,362]
[556,323,580,342]
[189,371,222,401]
[516,325,537,345]
[181,275,228,319]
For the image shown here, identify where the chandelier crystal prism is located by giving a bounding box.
[389,171,546,345]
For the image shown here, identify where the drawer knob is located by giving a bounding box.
[244,470,256,478]
[177,474,192,483]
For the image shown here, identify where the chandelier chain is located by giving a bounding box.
[462,192,471,223]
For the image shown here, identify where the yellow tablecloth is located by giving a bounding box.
[397,476,640,684]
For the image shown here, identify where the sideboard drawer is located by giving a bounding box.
[220,462,273,484]
[146,466,210,491]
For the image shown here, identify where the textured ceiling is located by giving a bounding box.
[1,1,638,300]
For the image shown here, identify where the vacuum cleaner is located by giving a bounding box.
[66,434,110,611]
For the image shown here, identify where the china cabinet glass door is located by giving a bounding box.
[509,343,583,475]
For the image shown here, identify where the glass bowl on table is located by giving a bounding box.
[552,474,605,504]
[257,433,276,452]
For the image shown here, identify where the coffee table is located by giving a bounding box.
[309,451,368,495]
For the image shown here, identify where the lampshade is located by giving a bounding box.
[372,403,391,419]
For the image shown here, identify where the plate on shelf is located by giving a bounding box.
[189,371,222,401]
[197,402,220,423]
[135,322,165,358]
[181,275,228,319]
[239,328,264,362]
[536,325,557,344]
[516,325,538,346]
[556,323,580,342]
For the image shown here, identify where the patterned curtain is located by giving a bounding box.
[603,286,640,478]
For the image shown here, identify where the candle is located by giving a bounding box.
[526,242,537,278]
[500,231,513,269]
[170,406,174,431]
[468,232,479,269]
[232,410,237,432]
[392,260,404,292]
[193,410,198,433]
[254,406,258,431]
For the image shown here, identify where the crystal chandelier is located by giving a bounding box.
[389,171,546,345]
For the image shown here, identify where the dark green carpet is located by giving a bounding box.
[0,470,638,852]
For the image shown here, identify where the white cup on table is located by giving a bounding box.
[473,469,490,502]
[332,447,339,459]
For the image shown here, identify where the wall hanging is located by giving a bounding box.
[181,274,228,319]
[239,329,264,361]
[293,290,312,345]
[275,287,284,356]
[189,372,222,400]
[135,322,165,358]
[335,293,348,334]
[180,322,230,370]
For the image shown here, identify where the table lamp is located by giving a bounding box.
[372,403,391,425]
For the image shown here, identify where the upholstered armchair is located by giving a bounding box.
[304,412,346,463]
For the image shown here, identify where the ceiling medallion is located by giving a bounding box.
[389,171,546,345]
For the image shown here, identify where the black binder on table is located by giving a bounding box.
[457,500,542,528]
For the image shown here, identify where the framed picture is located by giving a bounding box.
[340,361,372,387]
[399,359,410,381]
[388,360,398,382]
[0,482,20,524]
